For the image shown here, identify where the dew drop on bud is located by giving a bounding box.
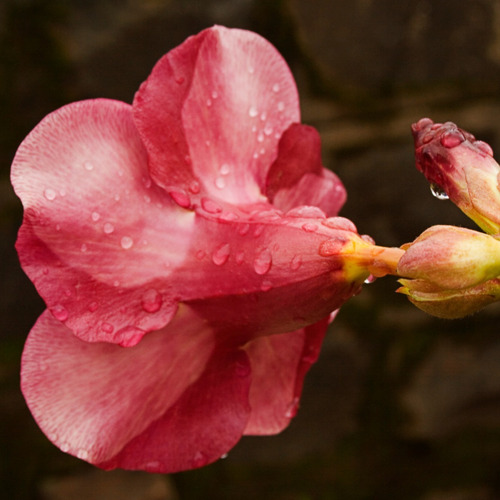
[253,248,272,275]
[440,131,465,148]
[430,183,449,200]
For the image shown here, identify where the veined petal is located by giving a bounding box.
[133,26,300,204]
[11,99,192,344]
[266,124,346,216]
[21,306,251,472]
[243,317,329,435]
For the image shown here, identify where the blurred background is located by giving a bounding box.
[2,0,500,499]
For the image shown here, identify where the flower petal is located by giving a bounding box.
[21,306,252,472]
[11,99,193,344]
[266,124,346,216]
[243,317,329,435]
[133,26,300,204]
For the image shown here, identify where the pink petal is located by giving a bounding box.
[266,124,346,216]
[11,99,194,344]
[243,317,329,435]
[133,26,300,204]
[21,306,251,472]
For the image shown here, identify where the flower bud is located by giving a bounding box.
[412,118,500,235]
[397,225,500,290]
[397,278,500,319]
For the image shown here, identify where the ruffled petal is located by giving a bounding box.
[133,25,300,204]
[266,124,346,216]
[21,306,252,472]
[11,99,193,344]
[243,317,329,435]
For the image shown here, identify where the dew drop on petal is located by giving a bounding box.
[235,251,245,264]
[168,189,191,208]
[192,451,208,468]
[430,183,449,200]
[101,322,114,334]
[238,223,250,236]
[196,249,206,260]
[83,160,94,171]
[272,83,280,92]
[215,177,226,189]
[91,212,100,222]
[212,243,230,266]
[364,274,376,284]
[253,225,264,237]
[120,236,134,249]
[285,397,300,418]
[201,197,222,214]
[290,255,302,270]
[189,180,200,193]
[141,288,162,313]
[253,248,272,275]
[51,304,68,322]
[248,106,258,118]
[175,75,185,84]
[219,163,231,175]
[206,98,212,107]
[88,301,99,312]
[103,222,115,234]
[260,280,273,292]
[80,243,88,253]
[211,90,218,99]
[44,188,56,201]
[76,449,89,460]
[277,101,285,112]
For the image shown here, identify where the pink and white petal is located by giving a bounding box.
[12,99,193,343]
[21,305,243,471]
[243,316,329,435]
[99,346,251,473]
[133,26,300,203]
[266,124,346,216]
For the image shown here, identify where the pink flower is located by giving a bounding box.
[12,26,372,472]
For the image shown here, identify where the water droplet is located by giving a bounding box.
[285,397,300,418]
[201,197,222,214]
[220,453,228,459]
[51,304,68,322]
[430,183,449,200]
[212,243,230,266]
[272,83,280,92]
[59,188,66,196]
[286,206,326,219]
[169,189,191,208]
[260,280,273,291]
[189,180,200,193]
[248,66,255,74]
[88,301,99,312]
[192,451,208,468]
[253,225,264,237]
[277,101,285,112]
[264,125,273,136]
[91,212,100,222]
[145,460,162,471]
[141,289,162,313]
[143,194,151,203]
[253,248,272,275]
[364,274,376,284]
[260,112,267,121]
[44,188,56,201]
[219,211,238,221]
[248,106,258,118]
[114,194,121,201]
[440,131,465,148]
[175,75,185,84]
[76,449,89,460]
[302,222,318,233]
[103,222,115,234]
[238,223,250,236]
[321,216,356,232]
[118,326,145,347]
[80,243,88,252]
[235,251,245,264]
[290,255,302,270]
[101,322,114,333]
[206,98,212,107]
[83,161,94,171]
[474,140,494,157]
[60,442,70,453]
[319,238,349,257]
[211,90,218,99]
[257,132,264,143]
[219,163,231,175]
[196,249,206,260]
[215,177,226,189]
[121,236,134,249]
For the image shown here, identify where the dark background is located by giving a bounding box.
[1,1,500,499]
